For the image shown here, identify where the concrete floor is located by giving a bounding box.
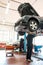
[0,50,43,65]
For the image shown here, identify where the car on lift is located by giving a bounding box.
[14,3,43,35]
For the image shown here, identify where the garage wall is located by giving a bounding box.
[33,36,43,46]
[0,25,17,44]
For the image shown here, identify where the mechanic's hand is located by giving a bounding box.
[27,31,36,34]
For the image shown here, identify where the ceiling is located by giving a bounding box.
[0,0,43,26]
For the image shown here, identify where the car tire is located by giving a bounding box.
[28,19,39,32]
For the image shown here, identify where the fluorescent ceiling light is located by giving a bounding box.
[5,2,10,14]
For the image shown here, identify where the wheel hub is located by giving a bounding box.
[30,21,38,30]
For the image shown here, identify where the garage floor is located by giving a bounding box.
[0,50,43,65]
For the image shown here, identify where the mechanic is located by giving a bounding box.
[18,3,36,62]
[26,32,35,62]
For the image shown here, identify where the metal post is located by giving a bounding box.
[24,33,27,53]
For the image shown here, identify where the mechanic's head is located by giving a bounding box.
[18,3,33,17]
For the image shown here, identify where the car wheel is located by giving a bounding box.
[28,19,39,32]
[18,31,25,36]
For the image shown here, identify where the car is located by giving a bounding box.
[14,3,43,35]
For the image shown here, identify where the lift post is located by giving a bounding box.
[24,33,27,53]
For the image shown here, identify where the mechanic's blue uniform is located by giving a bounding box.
[26,34,35,60]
